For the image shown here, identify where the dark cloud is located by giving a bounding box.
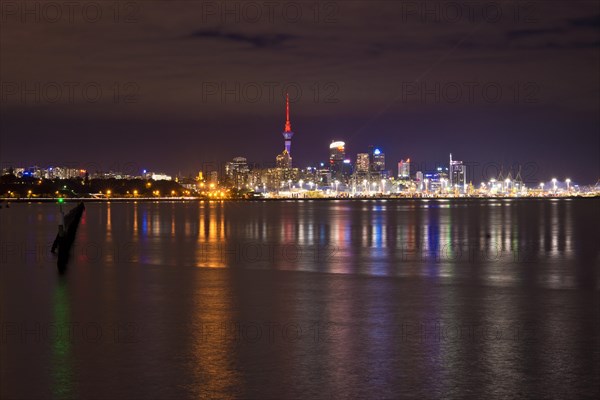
[522,40,600,50]
[507,27,565,39]
[187,29,297,48]
[504,15,599,50]
[568,14,600,28]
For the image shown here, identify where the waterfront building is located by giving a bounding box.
[372,148,385,172]
[329,141,346,181]
[356,153,370,173]
[398,159,411,179]
[225,156,250,189]
[449,153,466,193]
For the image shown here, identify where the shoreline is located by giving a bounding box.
[2,195,598,203]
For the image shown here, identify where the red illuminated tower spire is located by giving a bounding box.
[284,93,292,133]
[282,93,294,155]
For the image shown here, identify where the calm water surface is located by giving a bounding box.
[1,199,599,399]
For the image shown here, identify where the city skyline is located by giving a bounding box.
[1,2,598,182]
[3,92,595,186]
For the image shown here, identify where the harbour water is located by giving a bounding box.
[1,199,598,398]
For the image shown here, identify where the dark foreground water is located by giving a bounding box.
[1,199,599,399]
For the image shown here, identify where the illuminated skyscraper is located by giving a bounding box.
[398,158,410,178]
[372,148,385,172]
[449,153,466,192]
[416,171,424,187]
[329,141,346,180]
[225,156,250,189]
[330,141,345,163]
[356,153,370,173]
[276,151,292,169]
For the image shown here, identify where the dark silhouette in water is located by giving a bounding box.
[51,202,85,273]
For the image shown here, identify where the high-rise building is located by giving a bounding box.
[423,168,448,193]
[416,171,423,184]
[276,151,292,169]
[330,141,345,161]
[398,158,410,178]
[209,171,219,185]
[449,153,466,192]
[329,141,346,180]
[226,156,250,189]
[356,153,370,173]
[372,148,385,172]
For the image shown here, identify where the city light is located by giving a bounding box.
[0,101,596,200]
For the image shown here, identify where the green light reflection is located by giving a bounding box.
[52,279,75,399]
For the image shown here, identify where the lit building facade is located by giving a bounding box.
[276,151,292,169]
[329,141,346,181]
[423,168,449,193]
[372,148,385,172]
[449,153,466,192]
[225,156,250,189]
[356,153,370,173]
[398,158,410,179]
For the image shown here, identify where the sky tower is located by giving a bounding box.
[282,93,294,155]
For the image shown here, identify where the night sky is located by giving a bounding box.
[1,1,598,183]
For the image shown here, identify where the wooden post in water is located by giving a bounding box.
[51,201,85,273]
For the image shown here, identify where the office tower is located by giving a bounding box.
[372,148,385,172]
[356,153,370,173]
[449,153,466,192]
[398,158,410,178]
